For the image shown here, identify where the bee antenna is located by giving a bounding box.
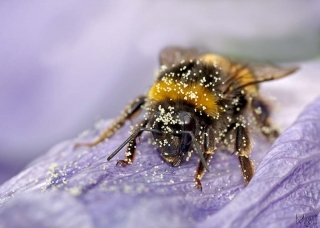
[107,128,162,161]
[180,131,210,172]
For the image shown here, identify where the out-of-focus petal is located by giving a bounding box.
[0,192,93,228]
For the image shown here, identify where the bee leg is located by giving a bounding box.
[194,127,215,191]
[251,96,279,142]
[194,154,212,191]
[235,125,254,185]
[75,96,145,148]
[116,119,148,167]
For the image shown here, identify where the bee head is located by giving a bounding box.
[151,110,196,166]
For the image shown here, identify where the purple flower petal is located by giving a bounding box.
[1,97,320,227]
[199,97,320,227]
[0,192,93,228]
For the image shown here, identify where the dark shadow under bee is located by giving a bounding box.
[75,47,298,191]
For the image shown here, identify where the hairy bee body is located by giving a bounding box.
[147,57,247,161]
[76,47,298,190]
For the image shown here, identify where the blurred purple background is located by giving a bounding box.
[1,1,320,184]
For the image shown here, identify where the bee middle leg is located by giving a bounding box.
[75,96,145,148]
[194,126,215,191]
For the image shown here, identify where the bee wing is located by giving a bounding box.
[223,62,299,93]
[249,63,299,82]
[159,47,199,67]
[231,63,299,91]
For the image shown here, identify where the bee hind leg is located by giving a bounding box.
[74,96,146,148]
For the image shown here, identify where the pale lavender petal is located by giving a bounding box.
[0,192,93,228]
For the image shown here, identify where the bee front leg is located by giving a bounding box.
[235,124,254,185]
[194,127,215,191]
[116,138,136,167]
[116,119,148,167]
[75,96,145,148]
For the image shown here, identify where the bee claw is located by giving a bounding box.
[74,142,96,149]
[74,143,85,149]
[73,143,81,149]
[195,179,203,191]
[116,160,129,167]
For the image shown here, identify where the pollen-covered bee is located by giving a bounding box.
[75,47,298,190]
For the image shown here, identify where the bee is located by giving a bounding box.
[75,47,298,190]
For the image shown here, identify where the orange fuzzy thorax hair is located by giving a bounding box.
[148,77,220,119]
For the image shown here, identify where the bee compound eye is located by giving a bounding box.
[180,112,195,132]
[176,112,195,150]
